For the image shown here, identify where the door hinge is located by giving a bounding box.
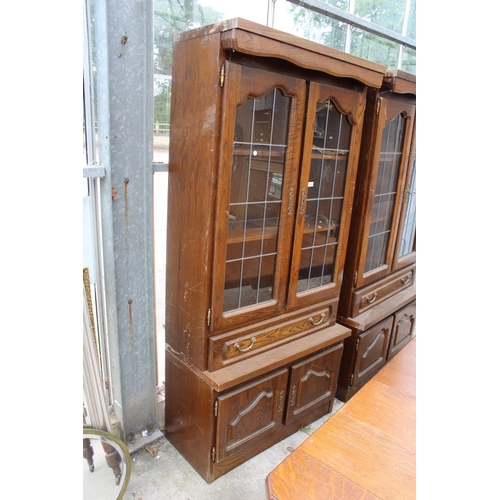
[207,308,211,327]
[353,271,358,287]
[212,446,216,462]
[220,63,225,87]
[214,400,218,417]
[355,337,360,351]
[349,374,354,386]
[376,98,381,115]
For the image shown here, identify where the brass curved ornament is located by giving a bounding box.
[83,428,132,500]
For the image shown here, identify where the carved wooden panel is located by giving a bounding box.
[352,316,393,387]
[387,301,415,360]
[216,368,288,461]
[285,344,343,425]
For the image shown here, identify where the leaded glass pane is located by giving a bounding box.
[364,113,406,273]
[223,89,290,312]
[296,99,351,293]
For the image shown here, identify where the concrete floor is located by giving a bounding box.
[84,399,343,499]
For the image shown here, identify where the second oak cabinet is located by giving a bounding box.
[337,69,417,401]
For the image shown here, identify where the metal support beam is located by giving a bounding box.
[93,0,157,443]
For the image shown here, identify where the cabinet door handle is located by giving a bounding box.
[234,337,256,353]
[288,187,295,217]
[290,385,297,407]
[299,187,307,216]
[401,275,411,285]
[365,292,377,304]
[308,313,326,326]
[278,390,284,413]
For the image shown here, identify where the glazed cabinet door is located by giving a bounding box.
[215,368,288,462]
[387,301,416,360]
[211,62,307,332]
[288,82,366,309]
[356,97,416,288]
[393,124,416,272]
[351,315,393,388]
[285,343,343,425]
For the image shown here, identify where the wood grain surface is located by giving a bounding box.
[266,338,416,499]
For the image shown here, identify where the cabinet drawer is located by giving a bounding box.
[352,267,415,317]
[208,305,333,371]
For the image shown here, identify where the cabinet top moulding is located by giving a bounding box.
[382,69,416,94]
[175,17,387,88]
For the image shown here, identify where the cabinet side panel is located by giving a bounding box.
[165,34,223,369]
[164,350,215,482]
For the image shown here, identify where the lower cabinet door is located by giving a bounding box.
[387,301,416,360]
[285,344,343,425]
[352,316,393,387]
[215,369,288,462]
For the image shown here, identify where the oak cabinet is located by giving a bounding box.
[164,18,386,482]
[337,70,416,401]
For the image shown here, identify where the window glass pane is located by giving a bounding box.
[83,0,99,166]
[279,4,350,51]
[224,89,290,312]
[350,28,399,68]
[277,1,415,75]
[402,47,416,74]
[406,0,416,40]
[297,99,350,293]
[353,0,407,33]
[153,0,224,163]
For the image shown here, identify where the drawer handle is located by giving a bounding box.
[401,275,411,285]
[308,313,326,326]
[234,337,256,353]
[365,292,377,304]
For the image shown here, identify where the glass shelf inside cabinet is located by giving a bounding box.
[365,113,408,274]
[297,99,351,293]
[224,88,290,313]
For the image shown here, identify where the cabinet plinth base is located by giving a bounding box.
[336,288,416,402]
[165,326,349,483]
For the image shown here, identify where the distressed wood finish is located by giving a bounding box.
[266,338,416,500]
[164,19,386,483]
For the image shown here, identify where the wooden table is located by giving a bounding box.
[266,338,416,500]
